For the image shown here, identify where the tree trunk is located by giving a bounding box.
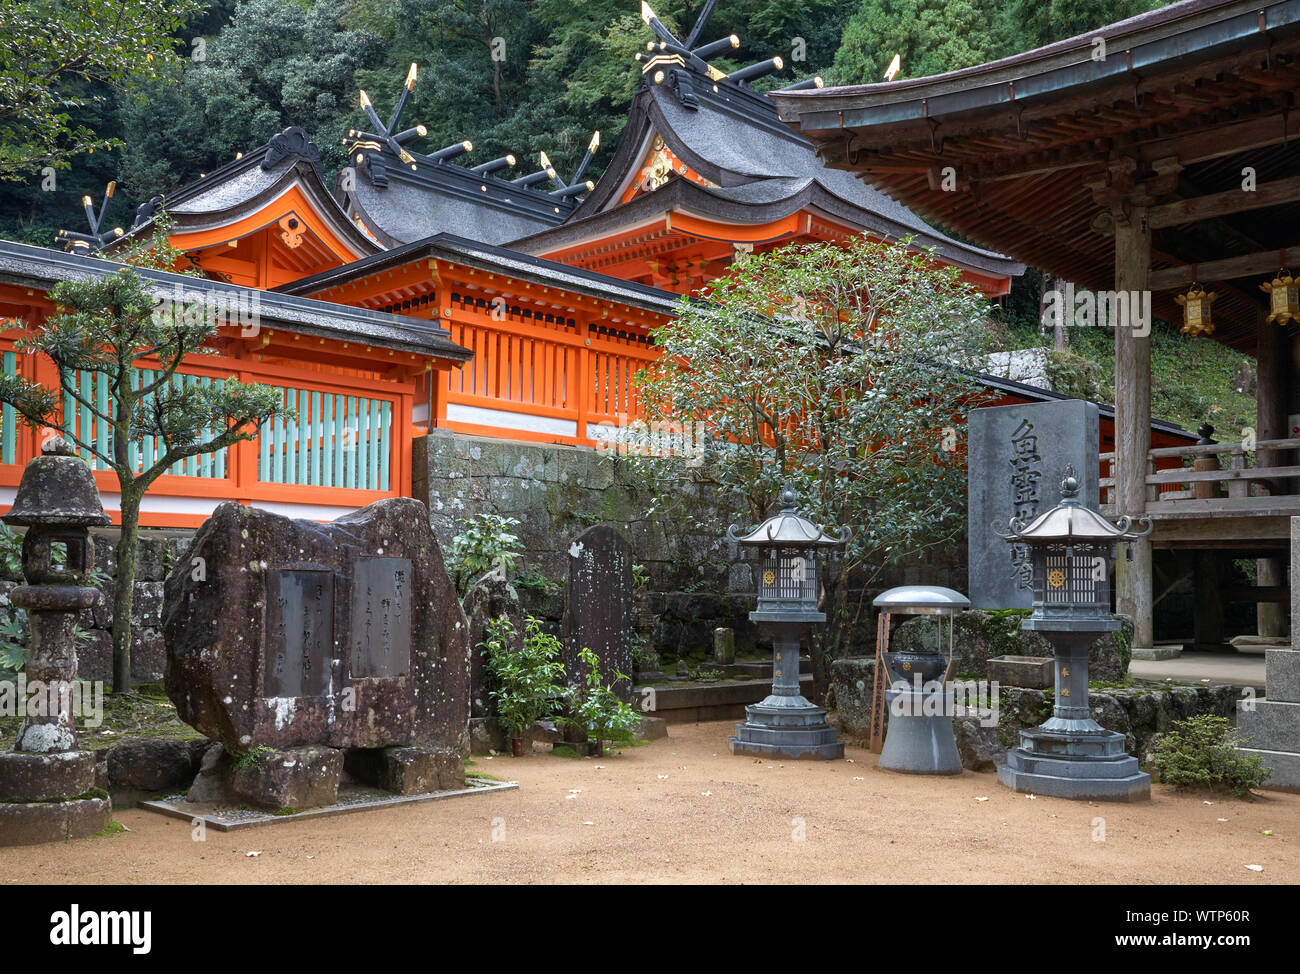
[111,488,142,694]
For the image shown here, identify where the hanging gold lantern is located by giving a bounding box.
[1261,270,1300,326]
[1176,284,1217,337]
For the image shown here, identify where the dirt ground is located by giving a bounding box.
[3,720,1296,884]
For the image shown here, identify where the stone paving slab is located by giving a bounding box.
[1129,651,1266,690]
[138,778,517,831]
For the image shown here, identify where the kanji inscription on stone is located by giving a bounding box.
[264,569,334,697]
[350,556,412,679]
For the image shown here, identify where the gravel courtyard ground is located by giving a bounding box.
[3,720,1296,884]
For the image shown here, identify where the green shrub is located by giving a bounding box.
[483,615,567,744]
[568,646,640,749]
[1150,715,1272,797]
[448,514,523,597]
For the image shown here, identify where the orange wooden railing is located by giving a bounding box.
[436,293,656,446]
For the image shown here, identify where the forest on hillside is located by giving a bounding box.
[1,0,1169,245]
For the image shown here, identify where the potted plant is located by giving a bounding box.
[568,646,642,757]
[483,616,567,756]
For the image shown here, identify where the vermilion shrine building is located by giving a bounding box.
[0,4,1194,550]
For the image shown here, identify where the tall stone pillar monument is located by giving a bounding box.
[1235,517,1300,790]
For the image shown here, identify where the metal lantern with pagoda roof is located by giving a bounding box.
[996,464,1153,801]
[726,484,848,760]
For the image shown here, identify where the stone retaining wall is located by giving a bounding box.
[415,431,966,659]
[828,655,1238,772]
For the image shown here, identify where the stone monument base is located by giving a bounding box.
[878,688,963,775]
[0,795,111,846]
[729,695,844,760]
[1236,648,1300,792]
[998,728,1150,801]
[188,743,470,810]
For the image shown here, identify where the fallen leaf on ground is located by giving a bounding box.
[975,797,989,802]
[245,851,261,858]
[701,791,712,797]
[1245,864,1264,872]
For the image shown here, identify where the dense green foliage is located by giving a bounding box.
[0,0,203,181]
[629,235,995,695]
[995,312,1257,437]
[1150,715,1272,798]
[482,615,567,742]
[447,512,524,597]
[830,0,1168,84]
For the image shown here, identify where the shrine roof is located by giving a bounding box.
[106,127,381,261]
[512,73,1022,279]
[0,239,469,362]
[276,232,689,317]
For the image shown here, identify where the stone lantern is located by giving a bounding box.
[0,438,112,845]
[996,465,1152,801]
[726,484,847,760]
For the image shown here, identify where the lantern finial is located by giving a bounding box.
[1060,465,1079,501]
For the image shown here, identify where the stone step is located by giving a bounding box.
[635,674,815,724]
[1236,699,1300,752]
[727,658,813,677]
[1007,749,1143,780]
[997,763,1150,801]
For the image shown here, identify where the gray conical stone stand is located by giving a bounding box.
[729,624,842,760]
[879,686,962,774]
[997,632,1149,801]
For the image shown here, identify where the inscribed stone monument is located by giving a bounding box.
[561,525,634,701]
[967,399,1099,609]
[163,497,469,807]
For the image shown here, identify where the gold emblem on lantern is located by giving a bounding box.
[1060,688,1070,697]
[1261,271,1300,326]
[1175,284,1217,336]
[1048,568,1066,589]
[762,569,775,586]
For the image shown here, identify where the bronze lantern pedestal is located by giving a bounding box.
[726,486,847,760]
[996,466,1151,801]
[0,440,113,845]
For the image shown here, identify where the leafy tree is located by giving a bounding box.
[0,240,287,692]
[831,0,1169,83]
[627,236,994,698]
[0,0,204,181]
[830,0,1007,82]
[117,0,383,198]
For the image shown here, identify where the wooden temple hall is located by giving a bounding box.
[773,0,1300,651]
